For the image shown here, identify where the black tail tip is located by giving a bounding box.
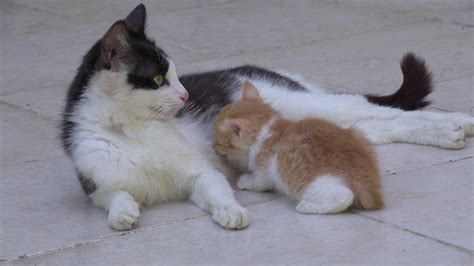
[366,52,433,111]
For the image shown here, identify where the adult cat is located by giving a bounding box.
[62,4,473,230]
[62,5,248,230]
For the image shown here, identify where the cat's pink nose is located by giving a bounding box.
[180,92,189,103]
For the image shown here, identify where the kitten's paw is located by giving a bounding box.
[108,197,140,231]
[436,123,465,149]
[236,174,254,190]
[212,204,249,230]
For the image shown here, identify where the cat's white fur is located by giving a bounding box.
[229,76,474,149]
[70,61,248,230]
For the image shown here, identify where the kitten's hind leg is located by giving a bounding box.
[190,168,249,230]
[296,175,353,214]
[93,190,140,231]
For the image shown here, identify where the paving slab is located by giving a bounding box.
[431,76,474,114]
[361,158,474,251]
[9,0,231,25]
[0,1,215,96]
[376,138,473,175]
[0,155,278,260]
[0,102,62,167]
[143,0,430,58]
[181,19,473,99]
[337,0,473,27]
[10,198,472,265]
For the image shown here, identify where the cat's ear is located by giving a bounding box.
[221,118,246,137]
[242,80,262,101]
[96,21,130,70]
[125,4,147,34]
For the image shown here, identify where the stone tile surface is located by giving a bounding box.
[0,156,278,259]
[14,199,472,265]
[363,158,474,251]
[431,76,474,113]
[0,103,62,167]
[1,0,473,264]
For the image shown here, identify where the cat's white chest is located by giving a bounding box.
[72,119,199,205]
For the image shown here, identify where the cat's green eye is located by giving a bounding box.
[153,75,163,86]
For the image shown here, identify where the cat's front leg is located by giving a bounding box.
[93,190,140,231]
[189,167,249,230]
[237,172,273,192]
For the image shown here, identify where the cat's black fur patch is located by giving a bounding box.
[225,65,308,92]
[366,52,432,111]
[126,41,169,90]
[61,4,168,195]
[178,65,307,122]
[78,173,97,195]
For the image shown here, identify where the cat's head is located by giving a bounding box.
[92,4,188,121]
[213,81,276,170]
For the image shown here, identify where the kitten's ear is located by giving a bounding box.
[242,80,262,101]
[96,21,130,70]
[221,118,246,136]
[125,4,147,34]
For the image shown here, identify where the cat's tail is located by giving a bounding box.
[365,52,433,111]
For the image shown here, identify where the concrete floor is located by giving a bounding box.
[1,0,473,264]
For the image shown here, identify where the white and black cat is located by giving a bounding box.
[62,4,473,231]
[62,4,248,230]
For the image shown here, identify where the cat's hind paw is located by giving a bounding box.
[441,112,474,137]
[435,123,465,150]
[212,204,249,230]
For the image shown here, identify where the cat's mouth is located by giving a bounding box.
[148,102,183,120]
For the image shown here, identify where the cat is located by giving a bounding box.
[180,58,473,152]
[63,4,473,230]
[213,81,384,213]
[61,4,248,231]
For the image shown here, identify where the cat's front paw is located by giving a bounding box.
[212,204,249,230]
[108,197,140,231]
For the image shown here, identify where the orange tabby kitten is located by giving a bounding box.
[214,81,384,214]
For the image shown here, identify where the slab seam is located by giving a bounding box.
[383,156,473,177]
[354,212,474,255]
[0,100,59,123]
[0,196,281,262]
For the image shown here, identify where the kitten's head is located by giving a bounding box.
[213,81,276,170]
[93,4,188,121]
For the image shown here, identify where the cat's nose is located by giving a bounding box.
[180,92,189,103]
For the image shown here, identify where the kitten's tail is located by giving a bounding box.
[350,131,385,210]
[365,52,433,111]
[352,176,385,210]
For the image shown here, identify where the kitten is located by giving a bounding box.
[213,81,384,214]
[61,4,248,231]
